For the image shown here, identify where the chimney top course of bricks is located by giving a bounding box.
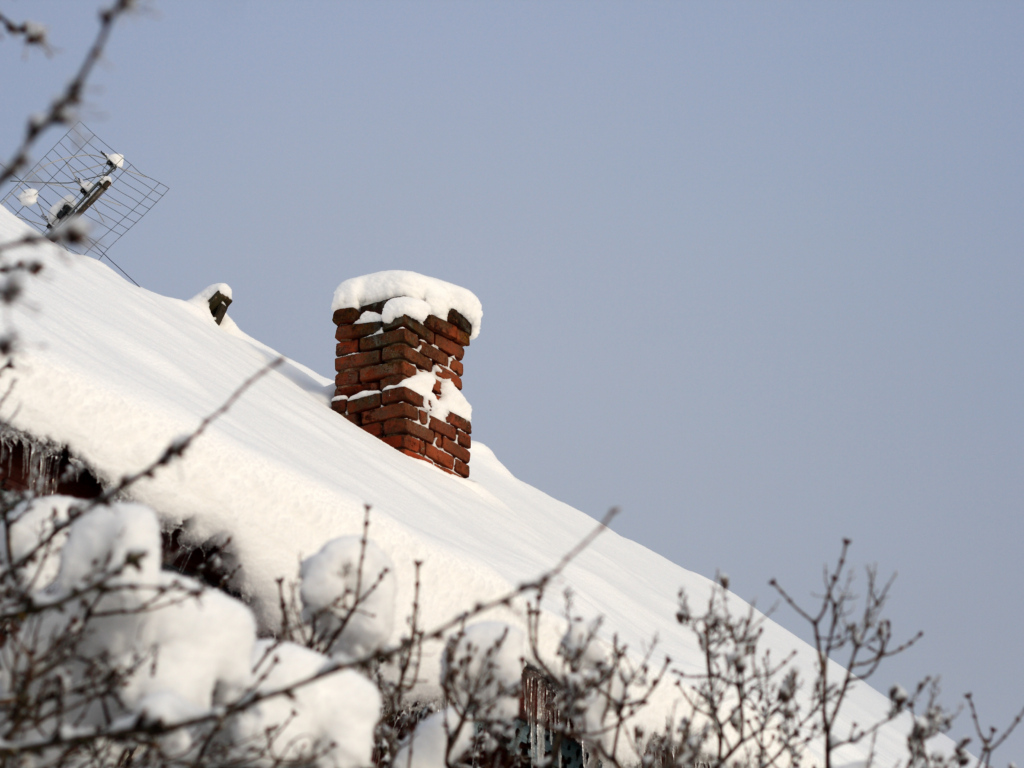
[330,271,481,478]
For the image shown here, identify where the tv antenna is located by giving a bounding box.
[0,123,168,285]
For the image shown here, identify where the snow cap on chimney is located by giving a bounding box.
[330,271,479,478]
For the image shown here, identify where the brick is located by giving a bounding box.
[425,315,470,346]
[336,339,359,356]
[418,342,448,367]
[457,430,471,449]
[436,367,463,390]
[400,449,430,463]
[382,434,423,453]
[335,384,368,398]
[383,344,433,371]
[450,358,464,376]
[335,350,381,371]
[345,413,361,426]
[382,386,424,408]
[330,398,348,415]
[383,418,434,443]
[361,422,383,437]
[432,380,442,396]
[418,410,428,424]
[443,437,471,464]
[359,328,419,352]
[454,459,470,478]
[429,417,457,440]
[380,374,411,388]
[347,393,382,414]
[336,322,382,340]
[447,308,473,336]
[333,307,361,325]
[360,299,387,314]
[425,443,455,470]
[335,369,360,387]
[434,334,465,361]
[360,360,416,383]
[383,314,435,344]
[447,413,471,434]
[362,402,418,424]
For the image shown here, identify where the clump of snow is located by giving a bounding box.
[52,500,162,590]
[1,495,75,587]
[232,640,380,768]
[332,271,482,340]
[443,622,524,720]
[105,152,125,169]
[17,188,38,207]
[119,576,257,714]
[37,500,257,719]
[383,296,431,325]
[300,535,396,659]
[46,194,77,225]
[385,369,434,401]
[435,377,471,422]
[393,709,475,768]
[356,310,382,324]
[189,283,233,304]
[22,21,46,44]
[348,389,378,401]
[383,371,472,423]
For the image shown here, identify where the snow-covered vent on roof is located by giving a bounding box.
[0,123,168,283]
[331,271,478,478]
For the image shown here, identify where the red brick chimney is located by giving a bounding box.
[330,273,479,478]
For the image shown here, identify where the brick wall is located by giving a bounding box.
[331,302,473,477]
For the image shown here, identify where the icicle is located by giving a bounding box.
[0,425,88,495]
[24,439,62,494]
[20,439,29,481]
[531,675,540,765]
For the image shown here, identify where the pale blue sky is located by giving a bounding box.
[2,1,1022,758]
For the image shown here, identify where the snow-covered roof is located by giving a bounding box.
[0,207,938,766]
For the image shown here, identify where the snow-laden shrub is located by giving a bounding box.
[0,494,74,586]
[442,621,524,722]
[34,500,256,719]
[392,708,476,768]
[232,640,381,767]
[0,496,384,767]
[558,615,621,740]
[300,534,396,658]
[51,499,163,588]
